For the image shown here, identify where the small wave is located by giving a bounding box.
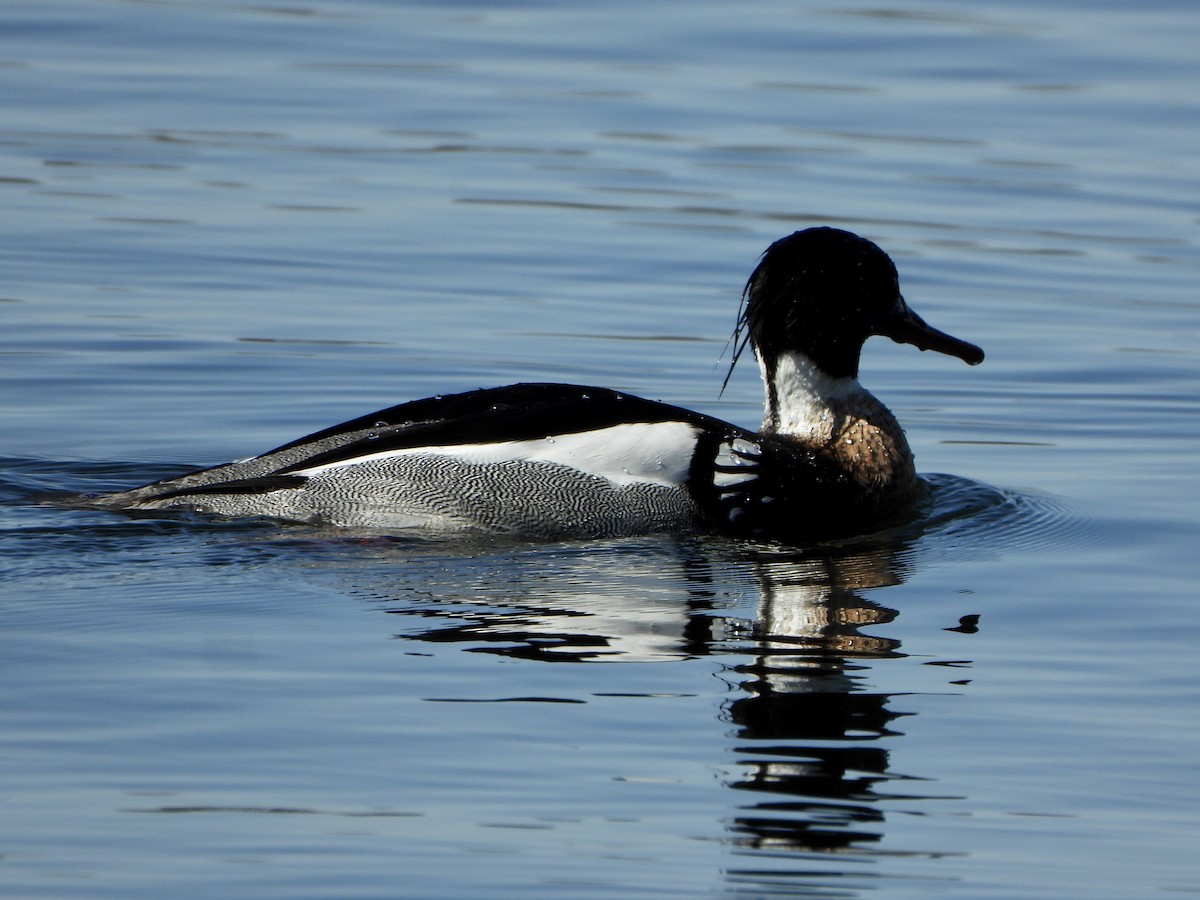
[795,472,1097,572]
[913,472,1098,556]
[1,457,283,582]
[0,456,194,503]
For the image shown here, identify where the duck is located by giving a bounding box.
[87,227,983,540]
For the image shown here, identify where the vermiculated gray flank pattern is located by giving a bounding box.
[129,453,706,539]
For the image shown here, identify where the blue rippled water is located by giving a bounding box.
[2,1,1198,897]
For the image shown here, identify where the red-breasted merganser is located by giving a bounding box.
[88,227,984,540]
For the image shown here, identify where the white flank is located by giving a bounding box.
[296,421,702,489]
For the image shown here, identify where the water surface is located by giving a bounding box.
[2,1,1198,897]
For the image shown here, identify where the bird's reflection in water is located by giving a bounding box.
[365,533,911,666]
[305,514,969,890]
[715,547,908,865]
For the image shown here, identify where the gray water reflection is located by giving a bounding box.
[714,548,916,871]
[292,503,988,888]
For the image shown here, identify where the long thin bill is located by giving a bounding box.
[886,306,985,365]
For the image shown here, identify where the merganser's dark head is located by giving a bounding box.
[726,227,984,383]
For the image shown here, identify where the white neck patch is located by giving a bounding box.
[760,350,863,440]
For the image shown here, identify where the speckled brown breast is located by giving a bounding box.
[818,393,918,503]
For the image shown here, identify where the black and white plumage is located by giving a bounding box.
[88,227,984,541]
